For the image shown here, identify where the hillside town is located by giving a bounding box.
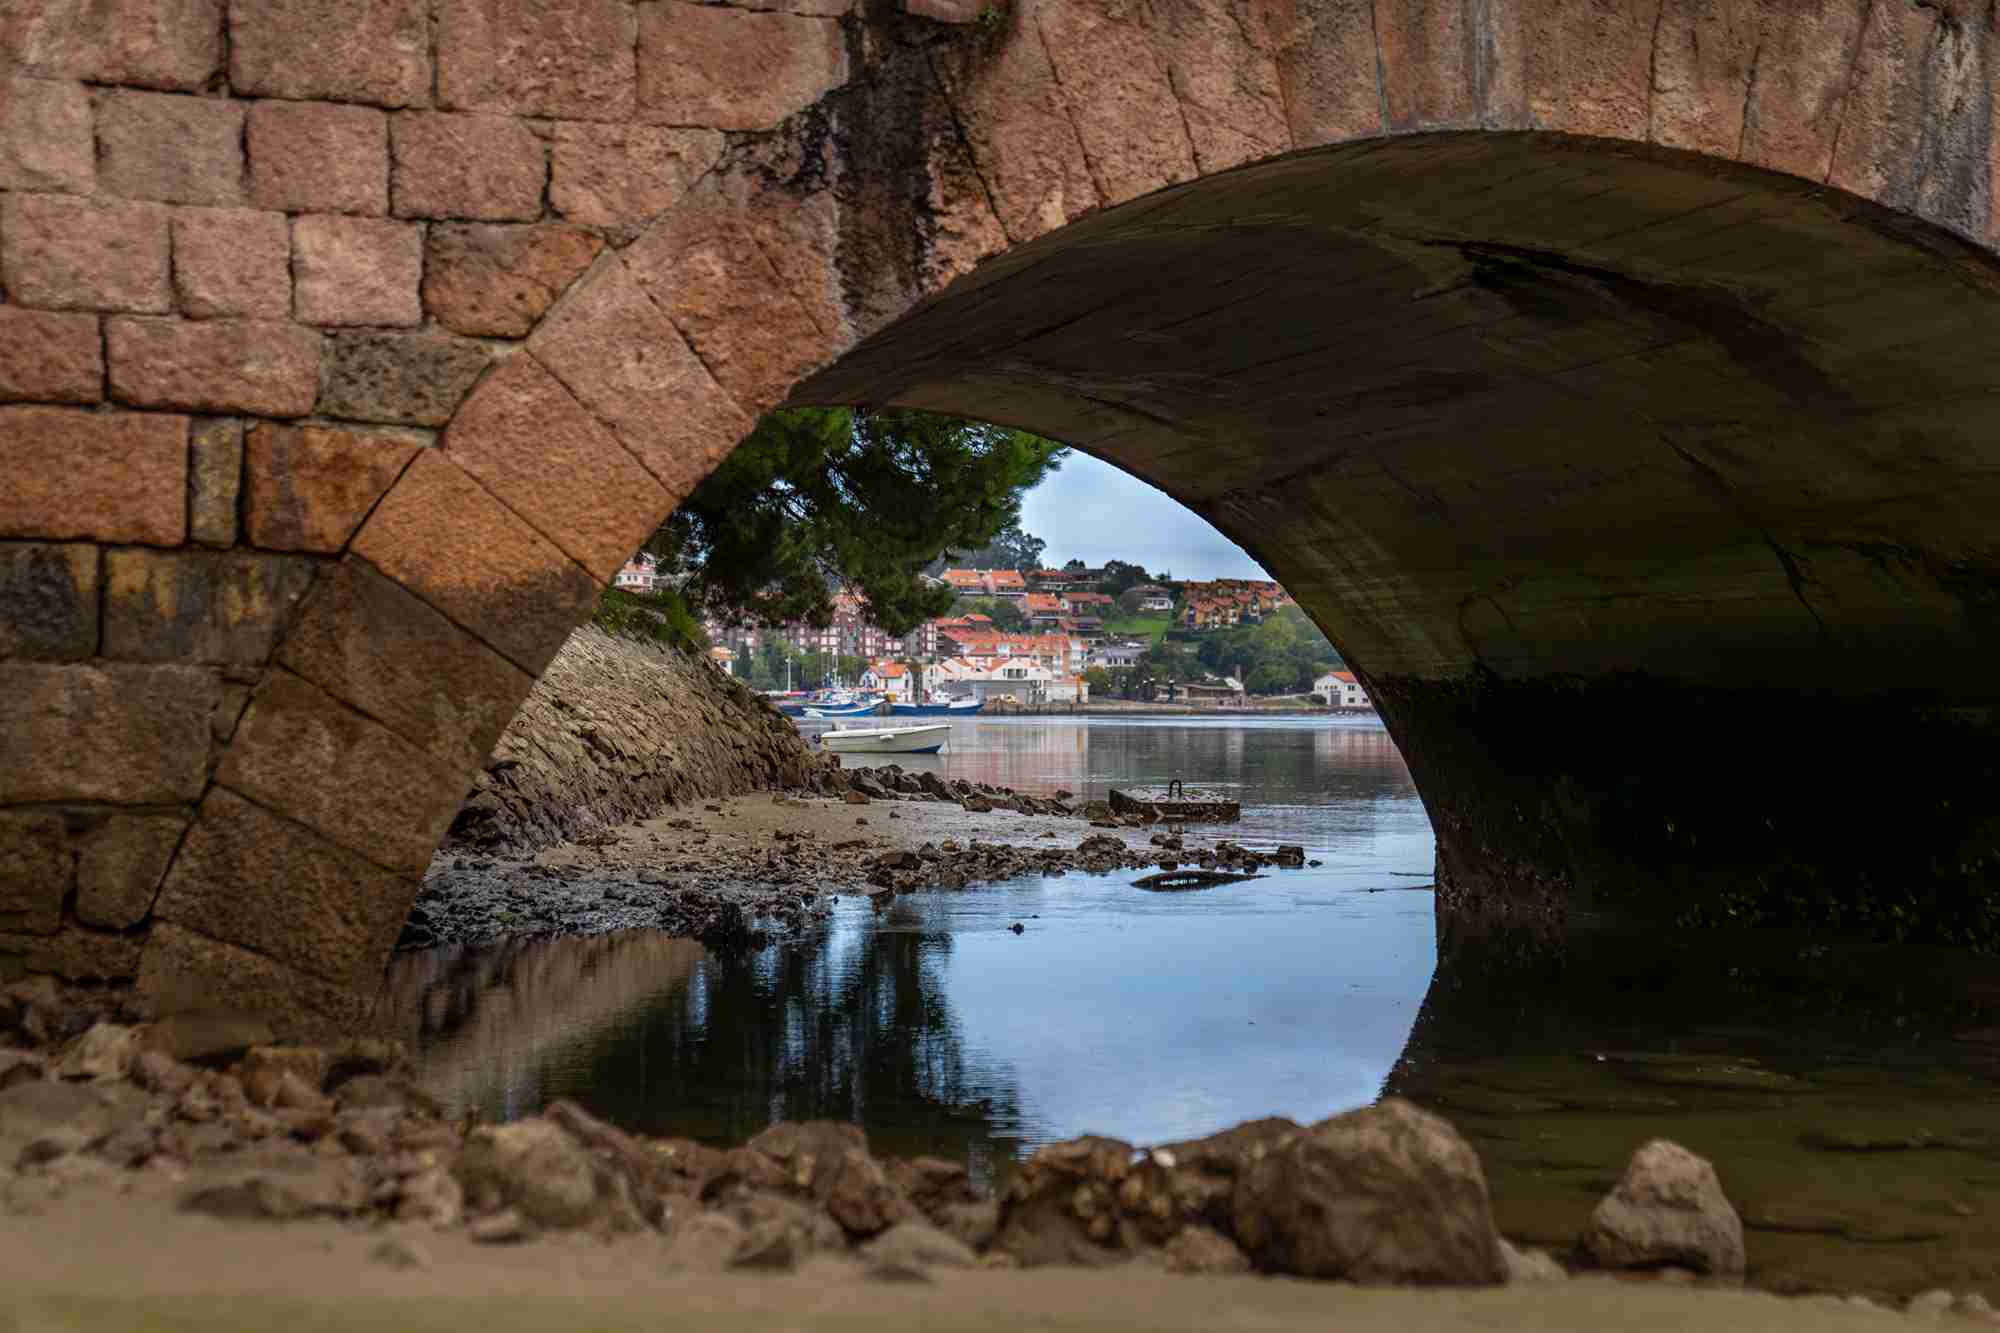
[613,555,1366,710]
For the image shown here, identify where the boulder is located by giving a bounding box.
[454,1118,614,1230]
[181,1156,367,1221]
[1231,1098,1506,1285]
[993,1134,1175,1266]
[58,1023,139,1081]
[1500,1237,1568,1283]
[141,1009,274,1065]
[1163,1224,1252,1274]
[1579,1139,1745,1280]
[864,1220,979,1280]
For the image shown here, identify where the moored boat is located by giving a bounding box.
[888,698,984,717]
[817,723,952,755]
[802,700,881,718]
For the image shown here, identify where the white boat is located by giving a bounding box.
[817,723,952,755]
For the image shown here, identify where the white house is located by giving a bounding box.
[1044,675,1090,705]
[1092,641,1146,669]
[613,552,660,592]
[1315,670,1370,708]
[860,660,914,702]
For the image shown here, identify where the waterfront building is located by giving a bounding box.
[1315,670,1370,708]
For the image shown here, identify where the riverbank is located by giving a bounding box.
[410,766,1318,950]
[0,994,1971,1330]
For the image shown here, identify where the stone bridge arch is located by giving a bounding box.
[4,0,2000,1029]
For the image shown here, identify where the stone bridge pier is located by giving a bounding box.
[4,0,2000,1029]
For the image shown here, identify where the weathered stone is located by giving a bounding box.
[243,423,425,553]
[1519,0,1657,142]
[443,354,671,582]
[1580,1139,1746,1280]
[0,76,94,193]
[102,547,317,664]
[901,0,976,19]
[0,663,215,803]
[1499,1238,1568,1283]
[188,417,244,547]
[863,1220,978,1280]
[278,558,534,773]
[139,1007,274,1065]
[150,789,415,990]
[106,317,321,417]
[825,1148,908,1237]
[453,1119,601,1229]
[437,0,636,120]
[96,91,244,206]
[171,208,291,320]
[319,331,490,427]
[4,0,224,90]
[0,543,96,658]
[0,306,101,405]
[544,123,723,230]
[218,670,471,874]
[423,224,603,337]
[0,813,69,936]
[1231,1098,1506,1284]
[1032,2,1193,206]
[390,112,546,221]
[0,928,144,983]
[636,4,847,132]
[228,0,431,107]
[247,100,390,215]
[292,216,424,327]
[395,1168,463,1228]
[74,815,186,930]
[527,255,752,499]
[0,407,186,545]
[0,195,170,313]
[57,1022,140,1081]
[1163,1224,1252,1275]
[992,1134,1142,1266]
[182,1157,368,1220]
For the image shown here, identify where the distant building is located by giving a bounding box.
[1314,670,1370,708]
[1023,592,1066,623]
[986,569,1027,599]
[1181,678,1245,706]
[1127,583,1175,611]
[709,646,734,676]
[1092,641,1145,669]
[861,660,913,702]
[613,552,660,592]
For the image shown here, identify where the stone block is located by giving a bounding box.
[0,194,170,314]
[444,354,670,582]
[319,331,490,427]
[1519,0,1658,143]
[228,0,431,107]
[107,317,322,417]
[137,921,376,1041]
[217,669,470,875]
[637,3,848,131]
[351,450,599,675]
[0,306,102,404]
[0,76,94,193]
[0,663,216,803]
[528,256,752,500]
[0,928,144,983]
[292,216,424,327]
[438,0,636,120]
[927,31,1100,244]
[0,542,97,659]
[3,0,224,91]
[279,557,534,773]
[0,813,69,936]
[102,548,317,664]
[423,223,603,337]
[96,91,245,207]
[243,423,425,552]
[391,111,546,221]
[188,417,244,547]
[0,406,187,545]
[76,815,187,930]
[544,123,723,230]
[247,100,390,215]
[171,208,292,320]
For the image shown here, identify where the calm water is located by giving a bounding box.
[380,715,2000,1297]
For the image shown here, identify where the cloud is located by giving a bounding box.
[1019,452,1271,581]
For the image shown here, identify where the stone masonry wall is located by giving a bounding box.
[446,625,826,854]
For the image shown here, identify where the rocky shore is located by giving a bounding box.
[0,982,1989,1324]
[410,762,1319,951]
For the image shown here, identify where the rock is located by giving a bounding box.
[1231,1098,1506,1285]
[1163,1224,1252,1274]
[1908,1290,1956,1318]
[57,1023,139,1081]
[0,1049,46,1092]
[995,1135,1151,1266]
[141,1009,273,1066]
[454,1119,603,1230]
[961,797,994,813]
[128,1050,195,1098]
[936,1199,999,1253]
[845,790,871,805]
[1579,1139,1745,1281]
[396,1166,464,1228]
[370,1230,431,1269]
[1499,1238,1568,1283]
[0,1078,125,1140]
[238,1045,331,1098]
[723,1193,841,1271]
[17,1126,92,1170]
[468,1208,528,1244]
[864,1220,979,1281]
[665,1211,746,1269]
[181,1158,365,1221]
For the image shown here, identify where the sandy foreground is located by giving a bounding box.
[2,1189,1910,1333]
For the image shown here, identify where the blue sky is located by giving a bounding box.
[1017,450,1271,581]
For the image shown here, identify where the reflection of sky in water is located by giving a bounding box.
[391,716,1439,1167]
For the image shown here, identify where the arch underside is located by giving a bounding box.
[798,132,2000,936]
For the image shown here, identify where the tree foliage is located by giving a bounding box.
[1193,606,1343,695]
[954,597,1027,631]
[643,408,1065,636]
[945,523,1047,573]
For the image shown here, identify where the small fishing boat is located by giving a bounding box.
[888,698,985,717]
[802,700,881,718]
[818,723,952,755]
